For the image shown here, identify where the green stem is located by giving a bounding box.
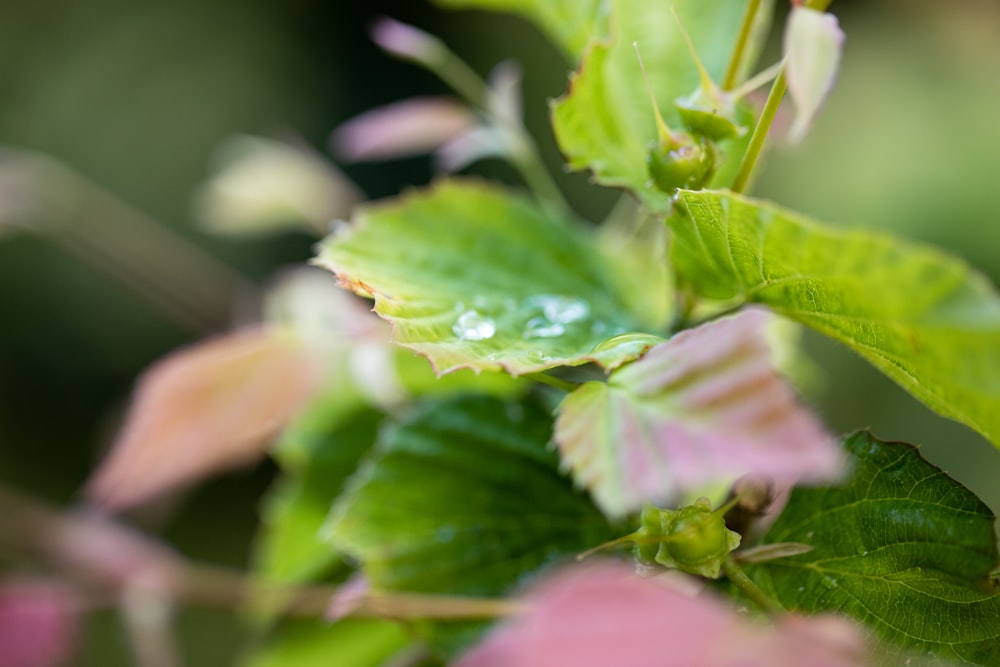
[722,0,762,90]
[411,37,572,215]
[721,557,783,615]
[730,69,786,194]
[526,372,577,393]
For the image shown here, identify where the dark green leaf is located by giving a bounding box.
[752,431,1000,665]
[672,189,1000,446]
[327,394,615,652]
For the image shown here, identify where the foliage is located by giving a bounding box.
[12,1,1000,666]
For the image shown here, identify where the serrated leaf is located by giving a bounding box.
[551,0,762,210]
[554,308,841,519]
[326,395,615,652]
[316,180,664,376]
[751,432,1000,664]
[433,0,606,60]
[255,407,382,584]
[672,189,1000,446]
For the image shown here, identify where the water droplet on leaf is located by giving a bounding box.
[452,310,496,341]
[523,317,565,339]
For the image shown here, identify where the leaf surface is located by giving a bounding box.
[242,618,410,667]
[550,0,759,209]
[752,431,1000,665]
[433,0,605,60]
[672,189,1000,446]
[327,395,615,651]
[317,180,664,376]
[87,326,323,510]
[454,561,868,667]
[255,407,382,584]
[554,308,841,519]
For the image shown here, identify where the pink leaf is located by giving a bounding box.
[87,326,324,510]
[332,97,477,164]
[554,308,842,518]
[0,580,79,667]
[454,562,867,667]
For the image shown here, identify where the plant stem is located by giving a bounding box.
[394,29,572,215]
[526,372,577,393]
[722,0,762,90]
[730,69,786,194]
[721,557,783,615]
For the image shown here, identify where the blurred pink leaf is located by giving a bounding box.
[554,308,842,518]
[454,561,868,667]
[87,326,324,511]
[332,97,477,164]
[0,580,79,667]
[783,7,845,143]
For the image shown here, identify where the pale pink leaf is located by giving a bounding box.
[0,580,79,667]
[332,97,477,164]
[454,562,868,667]
[87,326,323,510]
[554,308,843,519]
[783,7,845,143]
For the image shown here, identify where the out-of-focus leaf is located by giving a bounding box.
[672,189,1000,447]
[752,432,1000,664]
[316,180,665,376]
[454,561,868,667]
[0,579,79,667]
[327,395,615,654]
[87,327,324,511]
[195,135,361,238]
[783,7,845,143]
[554,308,841,519]
[255,408,383,584]
[332,97,477,164]
[433,0,606,60]
[242,618,410,667]
[551,0,759,210]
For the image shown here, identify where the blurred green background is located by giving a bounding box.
[1,0,998,664]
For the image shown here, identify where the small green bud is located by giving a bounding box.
[647,134,716,194]
[653,498,741,579]
[675,93,744,142]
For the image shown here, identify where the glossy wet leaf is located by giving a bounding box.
[433,0,605,60]
[326,395,615,652]
[551,0,762,210]
[672,189,1000,446]
[317,180,663,376]
[751,431,1000,664]
[555,308,841,519]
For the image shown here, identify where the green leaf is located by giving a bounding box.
[326,394,615,652]
[316,180,665,376]
[672,189,1000,446]
[242,618,411,667]
[550,0,761,210]
[255,403,380,583]
[433,0,606,60]
[751,431,1000,664]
